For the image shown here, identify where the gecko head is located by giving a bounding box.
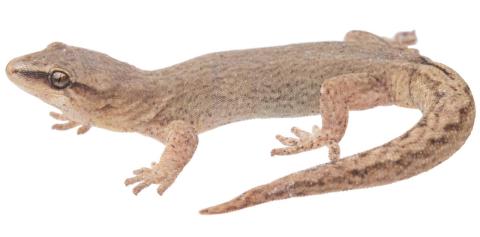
[6,42,141,118]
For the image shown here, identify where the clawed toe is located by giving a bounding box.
[272,125,341,161]
[275,134,299,146]
[271,146,304,156]
[291,126,310,140]
[133,181,151,195]
[52,121,78,130]
[50,111,91,135]
[125,163,173,196]
[274,126,314,147]
[77,125,91,134]
[49,111,68,121]
[272,126,317,156]
[124,176,143,185]
[326,140,340,162]
[132,167,149,175]
[125,170,155,195]
[312,125,321,136]
[157,183,168,195]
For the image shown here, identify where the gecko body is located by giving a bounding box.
[6,31,475,214]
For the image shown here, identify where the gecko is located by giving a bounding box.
[6,31,475,214]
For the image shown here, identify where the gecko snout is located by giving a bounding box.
[5,58,24,84]
[5,59,17,77]
[5,56,50,84]
[5,57,30,81]
[5,55,57,97]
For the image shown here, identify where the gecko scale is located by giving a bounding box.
[6,31,475,214]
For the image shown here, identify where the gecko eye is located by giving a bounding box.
[49,70,71,89]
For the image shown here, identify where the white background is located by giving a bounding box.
[0,0,478,236]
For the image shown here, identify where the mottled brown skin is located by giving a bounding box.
[5,31,475,214]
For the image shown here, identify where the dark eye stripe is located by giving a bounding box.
[17,70,50,80]
[70,82,98,94]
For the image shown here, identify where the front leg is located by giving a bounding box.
[125,120,198,195]
[50,111,91,134]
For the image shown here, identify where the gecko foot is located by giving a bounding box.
[393,31,417,46]
[125,162,175,195]
[50,111,91,135]
[271,126,340,162]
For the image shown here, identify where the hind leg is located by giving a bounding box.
[271,73,392,161]
[201,74,392,214]
[345,30,417,48]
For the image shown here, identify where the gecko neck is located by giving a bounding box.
[80,66,183,132]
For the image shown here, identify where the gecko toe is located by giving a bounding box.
[271,126,341,159]
[312,125,322,136]
[275,134,299,146]
[76,125,91,135]
[132,181,151,195]
[326,140,340,162]
[52,121,79,130]
[49,111,68,121]
[157,183,168,195]
[126,163,175,196]
[271,146,304,156]
[291,126,310,140]
[124,176,143,186]
[132,167,150,175]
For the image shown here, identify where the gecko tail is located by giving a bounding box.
[199,183,276,215]
[199,162,355,215]
[199,153,395,215]
[200,189,266,215]
[199,188,318,215]
[201,61,475,215]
